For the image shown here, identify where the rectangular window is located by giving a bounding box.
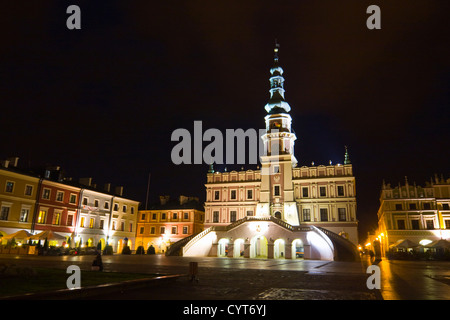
[409,203,417,210]
[94,199,99,207]
[319,187,326,197]
[214,190,220,200]
[5,181,14,193]
[37,210,47,224]
[303,208,311,221]
[25,185,33,196]
[141,213,146,221]
[0,206,10,220]
[247,189,253,199]
[423,203,431,210]
[122,205,127,213]
[230,190,237,199]
[411,219,420,230]
[338,208,346,221]
[67,214,74,226]
[443,203,450,210]
[247,210,254,216]
[152,213,157,220]
[337,186,344,197]
[104,201,109,209]
[139,227,144,235]
[131,207,135,214]
[69,194,77,204]
[302,187,308,197]
[183,226,189,234]
[160,226,165,234]
[129,223,133,232]
[184,212,189,220]
[114,203,119,211]
[89,218,95,229]
[445,220,450,229]
[230,211,237,222]
[19,208,30,222]
[80,217,85,228]
[213,211,219,223]
[320,208,328,221]
[397,219,406,230]
[112,221,116,230]
[42,188,51,200]
[172,212,178,220]
[273,165,280,174]
[395,204,403,210]
[120,222,125,231]
[426,220,434,230]
[171,226,177,234]
[52,212,61,225]
[161,213,166,220]
[99,219,104,229]
[274,185,280,196]
[150,227,155,234]
[56,191,64,202]
[83,197,88,205]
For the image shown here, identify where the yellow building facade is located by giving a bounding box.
[374,176,450,256]
[0,162,40,240]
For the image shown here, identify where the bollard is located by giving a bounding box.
[189,261,199,282]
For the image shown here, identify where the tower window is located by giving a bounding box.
[274,185,280,196]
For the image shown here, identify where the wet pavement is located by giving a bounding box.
[0,254,448,300]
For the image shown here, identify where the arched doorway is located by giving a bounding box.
[250,235,268,258]
[117,239,123,253]
[274,211,282,219]
[274,239,285,259]
[218,238,229,257]
[98,238,106,250]
[87,238,94,247]
[233,238,245,258]
[292,239,304,259]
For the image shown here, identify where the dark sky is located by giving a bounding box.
[1,1,449,242]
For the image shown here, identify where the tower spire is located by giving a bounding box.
[264,41,291,113]
[344,146,351,165]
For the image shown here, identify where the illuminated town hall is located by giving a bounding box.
[167,45,360,261]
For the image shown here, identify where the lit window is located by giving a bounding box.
[52,212,61,225]
[20,208,30,222]
[37,210,47,224]
[80,217,85,228]
[89,218,94,229]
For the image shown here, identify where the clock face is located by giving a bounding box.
[274,175,280,182]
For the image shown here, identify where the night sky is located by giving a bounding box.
[1,1,449,242]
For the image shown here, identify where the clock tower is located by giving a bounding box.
[258,42,300,226]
